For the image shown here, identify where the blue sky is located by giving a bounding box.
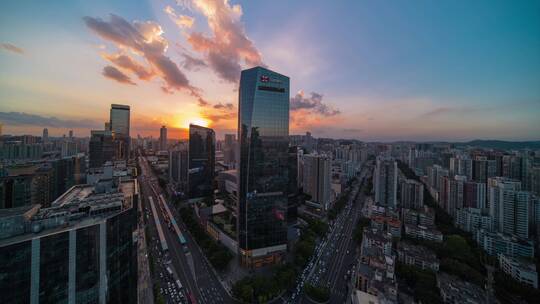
[1,0,539,141]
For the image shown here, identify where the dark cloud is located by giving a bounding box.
[342,128,363,133]
[84,14,200,96]
[0,43,24,55]
[176,0,264,83]
[181,53,207,71]
[290,91,340,116]
[102,65,136,85]
[213,102,234,110]
[0,112,101,129]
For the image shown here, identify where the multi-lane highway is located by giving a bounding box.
[138,155,234,304]
[290,165,371,303]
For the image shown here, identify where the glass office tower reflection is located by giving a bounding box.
[237,66,289,268]
[188,124,215,198]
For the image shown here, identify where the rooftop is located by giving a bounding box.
[0,179,137,247]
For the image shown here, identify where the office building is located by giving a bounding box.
[89,130,114,168]
[0,165,52,209]
[0,179,138,303]
[237,66,289,267]
[188,124,215,198]
[302,154,332,210]
[159,125,167,151]
[109,104,130,160]
[374,156,397,208]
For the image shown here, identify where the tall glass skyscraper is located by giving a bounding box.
[188,124,215,198]
[109,104,130,160]
[237,66,289,268]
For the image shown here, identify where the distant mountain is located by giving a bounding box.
[455,140,540,150]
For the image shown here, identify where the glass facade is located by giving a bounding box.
[188,124,215,198]
[238,67,289,266]
[76,226,100,304]
[39,231,70,303]
[106,207,137,303]
[0,240,31,304]
[109,104,130,160]
[0,210,137,303]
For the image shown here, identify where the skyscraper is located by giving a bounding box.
[237,66,289,268]
[109,104,130,160]
[188,124,215,198]
[159,125,167,151]
[374,156,397,208]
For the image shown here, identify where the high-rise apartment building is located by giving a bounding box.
[446,175,467,217]
[159,125,167,151]
[464,181,487,209]
[488,177,529,238]
[450,156,473,180]
[109,104,130,160]
[400,179,424,209]
[169,145,188,192]
[302,154,332,210]
[237,66,289,268]
[374,156,397,208]
[188,124,215,198]
[42,128,49,143]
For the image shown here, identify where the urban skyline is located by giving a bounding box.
[1,1,540,304]
[1,1,540,141]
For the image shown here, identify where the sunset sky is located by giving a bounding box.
[1,0,539,141]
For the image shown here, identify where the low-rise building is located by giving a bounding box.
[397,241,439,272]
[437,272,486,304]
[474,229,534,258]
[404,224,443,242]
[455,207,492,233]
[498,254,538,288]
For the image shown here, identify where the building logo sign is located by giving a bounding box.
[260,75,282,84]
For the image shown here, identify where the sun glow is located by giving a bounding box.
[184,117,210,128]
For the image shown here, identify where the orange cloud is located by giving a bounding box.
[173,0,265,82]
[84,14,199,96]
